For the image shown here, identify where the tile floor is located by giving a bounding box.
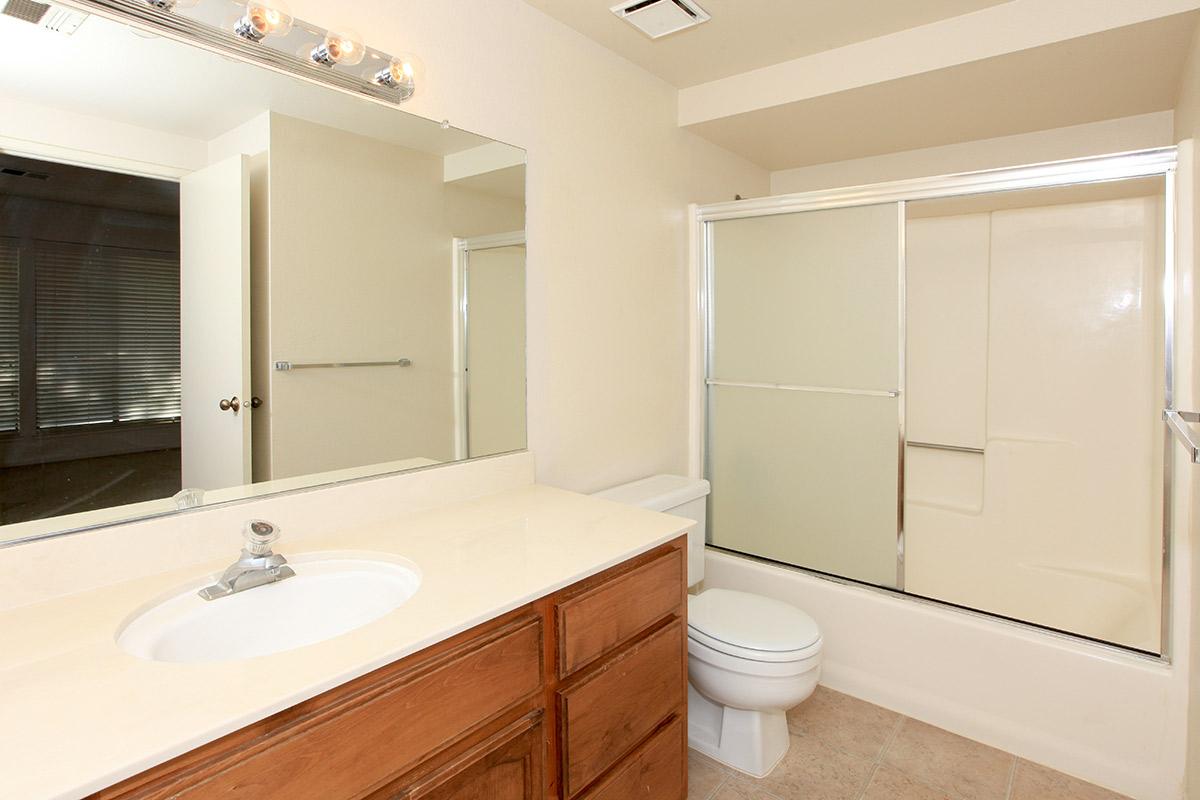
[687,687,1130,800]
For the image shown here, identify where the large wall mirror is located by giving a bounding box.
[0,4,526,544]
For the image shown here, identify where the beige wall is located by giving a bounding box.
[280,0,768,493]
[257,113,525,479]
[1177,14,1200,799]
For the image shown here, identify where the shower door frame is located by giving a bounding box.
[692,146,1179,661]
[451,231,527,461]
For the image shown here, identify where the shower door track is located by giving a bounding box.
[693,146,1179,662]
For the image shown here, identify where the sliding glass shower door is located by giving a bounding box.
[701,160,1171,655]
[706,203,904,588]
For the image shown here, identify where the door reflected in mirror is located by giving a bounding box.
[0,10,525,543]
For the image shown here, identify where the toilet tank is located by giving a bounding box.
[592,474,710,587]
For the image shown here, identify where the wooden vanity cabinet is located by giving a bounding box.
[89,536,687,800]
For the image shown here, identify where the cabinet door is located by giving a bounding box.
[390,714,543,800]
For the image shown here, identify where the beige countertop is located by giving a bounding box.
[0,484,690,800]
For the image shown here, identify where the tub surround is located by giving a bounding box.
[0,475,690,800]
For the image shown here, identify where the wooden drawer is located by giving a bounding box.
[380,713,544,800]
[122,616,543,800]
[581,716,684,800]
[556,547,683,678]
[559,622,684,797]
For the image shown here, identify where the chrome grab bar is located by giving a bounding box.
[1165,409,1200,463]
[275,358,413,371]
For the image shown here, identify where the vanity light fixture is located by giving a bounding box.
[233,0,291,41]
[70,0,419,104]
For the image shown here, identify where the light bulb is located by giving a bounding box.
[374,56,416,95]
[234,0,293,41]
[310,31,365,67]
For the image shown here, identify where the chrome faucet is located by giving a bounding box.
[198,520,296,601]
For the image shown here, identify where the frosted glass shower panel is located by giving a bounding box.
[707,203,902,587]
[708,386,900,586]
[710,204,900,390]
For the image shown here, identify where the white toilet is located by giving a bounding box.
[592,475,822,778]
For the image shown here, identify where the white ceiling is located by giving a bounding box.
[524,0,1012,88]
[684,12,1199,171]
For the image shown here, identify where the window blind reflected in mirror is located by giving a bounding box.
[0,238,18,433]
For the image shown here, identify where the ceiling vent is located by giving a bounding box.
[610,0,710,40]
[0,0,88,34]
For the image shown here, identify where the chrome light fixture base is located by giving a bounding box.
[310,42,336,65]
[373,68,415,100]
[232,15,266,41]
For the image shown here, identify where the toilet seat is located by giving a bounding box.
[688,589,822,663]
[688,635,820,678]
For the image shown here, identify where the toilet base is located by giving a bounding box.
[687,683,791,778]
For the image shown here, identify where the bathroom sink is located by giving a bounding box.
[117,552,421,664]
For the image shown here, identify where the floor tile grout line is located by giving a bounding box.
[877,713,906,763]
[853,762,883,800]
[852,714,904,800]
[1003,757,1019,800]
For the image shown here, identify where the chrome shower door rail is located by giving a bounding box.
[705,379,898,398]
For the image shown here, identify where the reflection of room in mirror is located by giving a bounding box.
[255,113,526,483]
[0,9,526,542]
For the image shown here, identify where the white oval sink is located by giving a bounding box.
[117,552,421,664]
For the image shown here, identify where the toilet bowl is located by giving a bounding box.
[591,475,823,778]
[685,588,821,776]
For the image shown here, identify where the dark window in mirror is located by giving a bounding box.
[0,155,182,524]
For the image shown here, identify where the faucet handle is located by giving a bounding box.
[243,519,280,555]
[172,487,206,510]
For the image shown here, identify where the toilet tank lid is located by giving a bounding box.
[592,474,710,511]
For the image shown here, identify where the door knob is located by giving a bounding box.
[250,396,263,409]
[219,396,241,413]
